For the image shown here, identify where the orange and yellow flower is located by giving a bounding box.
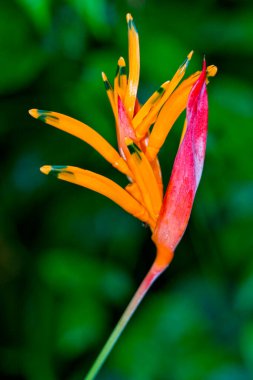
[30,14,217,378]
[30,14,216,272]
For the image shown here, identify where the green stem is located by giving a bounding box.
[84,260,165,380]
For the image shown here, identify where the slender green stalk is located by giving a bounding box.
[84,261,165,380]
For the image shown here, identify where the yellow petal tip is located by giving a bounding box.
[29,109,38,118]
[187,50,194,60]
[207,65,218,77]
[118,56,126,66]
[40,165,51,175]
[126,13,133,22]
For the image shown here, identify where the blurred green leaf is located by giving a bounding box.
[0,3,46,94]
[56,294,108,358]
[68,0,110,38]
[200,11,253,54]
[235,271,253,314]
[17,0,52,32]
[46,5,87,60]
[38,248,104,293]
[240,321,253,372]
[207,365,251,380]
[38,247,133,303]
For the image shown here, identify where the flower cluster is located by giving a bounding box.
[30,14,216,270]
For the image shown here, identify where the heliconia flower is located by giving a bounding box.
[153,60,209,270]
[30,13,217,380]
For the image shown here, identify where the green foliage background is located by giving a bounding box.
[1,0,253,379]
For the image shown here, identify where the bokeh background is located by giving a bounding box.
[1,0,253,379]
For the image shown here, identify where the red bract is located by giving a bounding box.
[153,61,208,269]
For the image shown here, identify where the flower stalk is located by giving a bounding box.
[85,259,168,380]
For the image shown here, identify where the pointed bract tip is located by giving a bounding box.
[29,109,38,118]
[40,165,51,175]
[126,13,133,22]
[202,57,207,72]
[187,50,194,60]
[101,72,106,81]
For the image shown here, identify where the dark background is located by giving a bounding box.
[1,0,253,379]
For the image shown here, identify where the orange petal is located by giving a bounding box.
[146,72,199,161]
[179,118,187,145]
[132,81,170,131]
[146,64,217,161]
[135,51,194,139]
[102,72,117,118]
[114,57,128,101]
[125,138,162,221]
[125,182,144,204]
[118,100,162,219]
[29,109,131,177]
[139,136,163,197]
[41,165,155,227]
[124,13,140,119]
[150,157,163,198]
